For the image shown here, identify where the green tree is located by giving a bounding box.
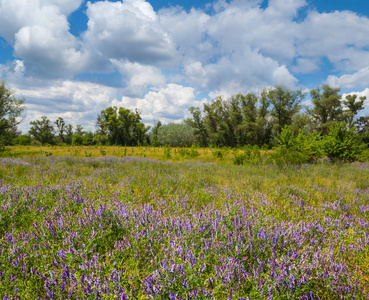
[268,85,304,136]
[0,80,25,146]
[185,107,208,147]
[239,93,258,145]
[29,116,55,145]
[65,124,73,145]
[97,106,149,146]
[83,132,94,146]
[356,115,369,145]
[75,125,84,136]
[151,120,162,146]
[309,84,342,134]
[256,89,273,147]
[202,96,239,147]
[72,134,84,146]
[54,117,66,144]
[342,94,366,126]
[155,123,196,147]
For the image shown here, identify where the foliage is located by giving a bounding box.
[152,123,196,147]
[211,147,229,160]
[323,122,364,161]
[97,106,150,146]
[267,85,304,135]
[12,134,32,145]
[178,145,200,159]
[185,107,208,147]
[93,134,109,145]
[0,80,25,147]
[72,134,84,146]
[29,116,55,145]
[267,126,324,165]
[151,120,162,147]
[163,146,171,159]
[233,145,262,165]
[308,84,342,135]
[342,94,365,126]
[54,117,66,144]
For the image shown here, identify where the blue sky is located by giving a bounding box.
[0,0,369,132]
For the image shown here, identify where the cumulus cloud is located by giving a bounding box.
[15,80,119,132]
[185,49,297,97]
[83,0,175,65]
[297,10,369,71]
[0,0,90,77]
[160,0,300,96]
[291,58,321,74]
[326,67,369,89]
[111,59,166,97]
[119,84,205,123]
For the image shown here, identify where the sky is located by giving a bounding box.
[1,0,369,133]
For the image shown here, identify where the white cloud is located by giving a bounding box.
[111,59,166,97]
[0,0,90,77]
[83,0,175,65]
[119,83,205,122]
[0,0,82,42]
[326,66,369,89]
[291,58,321,74]
[14,25,88,77]
[15,80,119,132]
[185,49,297,97]
[297,10,369,71]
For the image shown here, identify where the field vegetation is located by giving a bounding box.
[1,152,369,299]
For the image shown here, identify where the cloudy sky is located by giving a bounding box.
[1,0,369,132]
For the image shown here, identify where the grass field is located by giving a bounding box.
[1,149,369,299]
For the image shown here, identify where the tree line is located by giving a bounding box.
[185,84,368,147]
[1,79,369,155]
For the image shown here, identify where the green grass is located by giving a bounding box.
[0,152,368,298]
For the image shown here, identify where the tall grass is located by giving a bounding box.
[0,155,368,298]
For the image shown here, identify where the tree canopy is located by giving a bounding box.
[0,80,25,145]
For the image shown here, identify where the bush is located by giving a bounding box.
[267,126,324,165]
[267,147,309,166]
[72,135,84,146]
[30,140,42,147]
[178,145,200,159]
[13,135,32,146]
[323,122,363,162]
[163,147,171,160]
[278,126,323,161]
[211,147,230,160]
[233,145,261,165]
[358,148,369,162]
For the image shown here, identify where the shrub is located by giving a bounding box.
[72,135,84,146]
[211,147,229,160]
[358,148,369,162]
[267,147,309,166]
[13,135,32,146]
[233,145,261,165]
[323,122,363,162]
[179,145,200,159]
[267,126,324,165]
[163,147,171,160]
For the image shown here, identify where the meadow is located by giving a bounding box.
[0,147,369,299]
